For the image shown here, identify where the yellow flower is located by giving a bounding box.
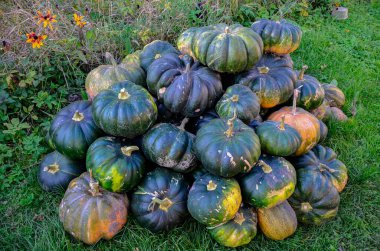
[73,13,86,28]
[35,10,57,30]
[26,32,47,49]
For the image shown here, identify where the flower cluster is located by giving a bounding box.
[35,10,57,30]
[26,32,47,48]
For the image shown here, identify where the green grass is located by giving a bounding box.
[1,1,380,250]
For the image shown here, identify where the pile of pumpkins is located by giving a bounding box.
[39,19,349,247]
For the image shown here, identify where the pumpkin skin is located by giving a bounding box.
[290,145,348,192]
[50,101,103,159]
[195,116,261,177]
[216,85,260,124]
[121,50,142,68]
[45,130,55,150]
[319,120,328,142]
[323,84,345,108]
[235,53,296,108]
[326,107,348,121]
[59,172,128,245]
[139,40,179,71]
[187,173,242,226]
[257,200,297,240]
[38,151,84,192]
[142,119,197,173]
[147,53,223,117]
[208,206,258,248]
[86,137,146,193]
[251,19,302,55]
[187,109,219,134]
[240,155,296,208]
[92,81,157,138]
[288,168,340,225]
[131,168,190,232]
[177,27,197,57]
[311,99,329,120]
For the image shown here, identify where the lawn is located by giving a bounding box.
[0,1,379,250]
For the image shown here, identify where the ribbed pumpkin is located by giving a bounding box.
[216,85,260,124]
[323,83,345,108]
[235,53,296,108]
[290,145,348,192]
[121,50,142,68]
[139,40,179,71]
[38,151,84,192]
[131,168,190,232]
[86,137,146,193]
[177,27,197,57]
[142,118,197,173]
[319,120,328,142]
[187,109,219,134]
[92,81,157,138]
[59,172,128,244]
[180,23,263,73]
[311,99,329,120]
[256,116,301,156]
[187,173,242,227]
[45,130,55,150]
[326,107,348,121]
[257,200,297,240]
[147,53,223,117]
[50,101,103,159]
[251,19,302,55]
[208,206,257,248]
[268,90,320,156]
[240,155,296,208]
[195,114,261,177]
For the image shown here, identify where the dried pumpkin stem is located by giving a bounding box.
[118,88,130,100]
[258,66,270,74]
[292,89,300,115]
[121,146,139,156]
[207,180,217,191]
[72,110,84,121]
[88,170,101,196]
[178,117,189,130]
[298,65,308,80]
[259,160,272,173]
[301,202,313,212]
[224,110,237,138]
[234,212,246,225]
[279,115,286,131]
[151,197,173,212]
[44,163,60,174]
[224,26,230,34]
[231,95,239,102]
[105,52,117,67]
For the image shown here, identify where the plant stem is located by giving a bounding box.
[121,146,139,156]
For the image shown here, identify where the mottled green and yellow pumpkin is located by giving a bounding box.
[121,50,142,68]
[177,27,197,57]
[139,40,179,71]
[323,83,345,108]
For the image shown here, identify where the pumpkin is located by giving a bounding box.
[45,130,55,150]
[50,101,102,159]
[180,23,263,73]
[239,155,296,208]
[256,116,301,156]
[323,83,345,108]
[257,200,297,240]
[121,50,142,68]
[294,66,325,111]
[248,115,263,131]
[147,53,223,117]
[131,168,190,232]
[142,118,197,173]
[216,85,260,124]
[177,27,197,57]
[311,99,329,120]
[268,90,320,156]
[139,40,179,71]
[154,98,183,123]
[59,172,128,244]
[194,113,261,177]
[38,151,84,192]
[288,168,340,225]
[251,19,302,55]
[235,53,296,108]
[290,144,348,192]
[187,109,219,134]
[92,81,157,138]
[319,120,328,142]
[191,165,209,180]
[208,206,258,247]
[187,173,242,226]
[85,53,146,99]
[326,107,348,121]
[86,136,146,193]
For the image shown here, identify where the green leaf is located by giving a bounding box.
[76,50,88,64]
[330,79,338,86]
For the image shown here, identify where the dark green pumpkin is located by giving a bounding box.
[216,85,260,124]
[92,81,157,138]
[187,173,242,226]
[38,151,84,192]
[45,130,55,150]
[319,120,328,142]
[240,155,296,208]
[139,40,179,71]
[147,53,223,117]
[86,136,146,193]
[142,119,197,173]
[323,83,345,108]
[177,27,197,57]
[50,100,103,159]
[195,115,261,177]
[208,206,257,248]
[131,168,190,232]
[251,19,302,55]
[235,53,296,108]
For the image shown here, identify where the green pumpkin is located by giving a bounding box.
[290,144,348,192]
[288,167,340,225]
[92,81,157,138]
[194,115,261,177]
[240,155,296,208]
[38,151,84,192]
[86,137,146,193]
[216,85,260,124]
[235,53,296,108]
[45,130,55,150]
[251,19,302,55]
[323,83,345,108]
[256,116,301,156]
[50,101,103,159]
[319,120,328,142]
[187,173,242,226]
[177,27,197,57]
[121,50,142,68]
[208,206,257,248]
[131,168,190,232]
[147,53,222,117]
[139,40,179,71]
[311,99,329,120]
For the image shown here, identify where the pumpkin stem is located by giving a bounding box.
[151,197,173,212]
[224,110,237,138]
[105,52,117,67]
[301,202,313,212]
[292,89,299,115]
[154,53,161,59]
[224,26,230,34]
[121,146,139,156]
[279,115,286,131]
[231,95,239,102]
[207,180,217,191]
[258,160,272,173]
[44,163,60,174]
[298,65,308,80]
[88,170,101,196]
[258,66,270,74]
[233,212,246,225]
[319,163,336,173]
[72,110,84,121]
[178,117,189,130]
[118,88,130,100]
